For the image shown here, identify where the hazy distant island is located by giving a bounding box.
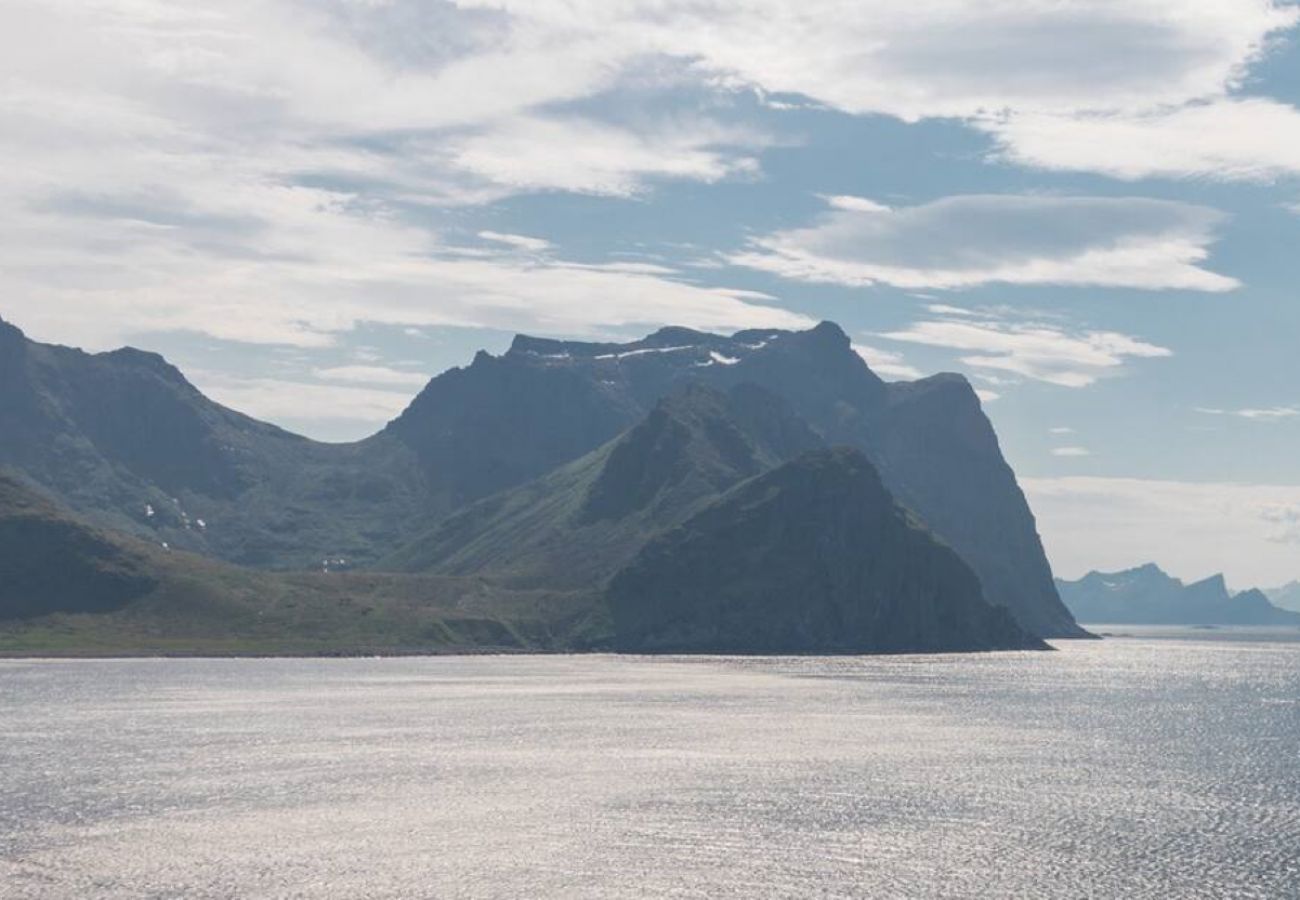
[0,315,1078,655]
[1264,581,1300,614]
[1057,563,1300,627]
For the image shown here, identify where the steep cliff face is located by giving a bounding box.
[606,448,1047,654]
[870,374,1080,638]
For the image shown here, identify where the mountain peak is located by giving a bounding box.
[580,381,821,524]
[100,345,184,375]
[1187,573,1228,594]
[0,315,25,350]
[645,325,710,346]
[806,320,850,347]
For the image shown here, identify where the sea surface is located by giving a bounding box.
[2,629,1298,899]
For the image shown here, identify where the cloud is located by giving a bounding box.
[1049,426,1076,434]
[851,344,923,380]
[446,116,767,197]
[926,304,978,317]
[313,365,432,388]
[0,1,819,354]
[987,98,1300,181]
[1022,476,1300,586]
[474,1,1297,120]
[477,231,552,252]
[1196,406,1300,420]
[730,195,1238,292]
[193,371,418,442]
[469,1,1299,181]
[975,389,1001,404]
[824,195,891,213]
[879,314,1172,388]
[1259,504,1300,544]
[0,0,1286,373]
[1051,446,1092,457]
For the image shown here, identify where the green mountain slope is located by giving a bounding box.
[381,383,822,589]
[0,473,597,655]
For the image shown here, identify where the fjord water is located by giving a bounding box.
[3,634,1298,898]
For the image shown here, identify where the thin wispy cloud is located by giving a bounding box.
[1196,406,1300,420]
[851,344,924,380]
[730,195,1237,292]
[312,366,432,388]
[477,232,553,253]
[878,312,1172,388]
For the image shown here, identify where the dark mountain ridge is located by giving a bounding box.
[608,447,1047,653]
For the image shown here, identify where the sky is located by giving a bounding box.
[2,0,1299,587]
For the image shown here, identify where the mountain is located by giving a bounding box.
[608,447,1047,653]
[0,316,431,569]
[387,321,1081,637]
[0,471,596,655]
[1056,564,1300,626]
[388,393,1044,653]
[1,464,1040,656]
[381,383,822,588]
[0,314,1081,638]
[1264,581,1300,613]
[0,470,159,619]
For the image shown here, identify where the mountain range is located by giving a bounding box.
[1056,564,1300,626]
[0,313,1082,652]
[1264,582,1300,614]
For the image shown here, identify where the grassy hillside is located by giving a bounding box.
[380,383,821,589]
[0,473,604,656]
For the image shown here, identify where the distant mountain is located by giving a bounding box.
[1264,582,1300,613]
[609,447,1046,653]
[1056,564,1300,626]
[0,314,1082,638]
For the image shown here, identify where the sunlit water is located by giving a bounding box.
[2,629,1299,898]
